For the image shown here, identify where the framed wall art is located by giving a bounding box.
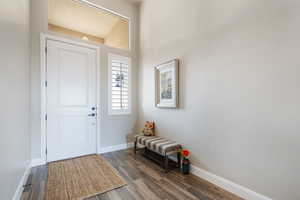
[155,59,179,108]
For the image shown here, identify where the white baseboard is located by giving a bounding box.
[190,165,272,200]
[12,162,31,200]
[30,158,46,167]
[98,142,134,154]
[127,142,134,148]
[30,143,134,166]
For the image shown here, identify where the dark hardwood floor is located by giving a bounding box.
[21,149,244,200]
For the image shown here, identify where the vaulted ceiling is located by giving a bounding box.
[48,0,126,38]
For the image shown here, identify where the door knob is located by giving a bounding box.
[88,113,96,117]
[91,107,96,111]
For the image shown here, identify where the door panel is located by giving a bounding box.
[46,40,97,162]
[58,49,89,106]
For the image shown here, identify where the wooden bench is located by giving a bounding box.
[134,135,182,172]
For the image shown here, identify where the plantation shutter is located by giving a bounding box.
[108,54,131,115]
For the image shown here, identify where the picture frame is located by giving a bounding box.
[155,59,179,108]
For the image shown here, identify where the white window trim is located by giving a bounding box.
[108,53,131,115]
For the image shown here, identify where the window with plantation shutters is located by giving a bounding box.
[108,54,131,115]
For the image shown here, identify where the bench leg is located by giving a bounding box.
[164,155,169,173]
[134,140,137,154]
[177,152,181,169]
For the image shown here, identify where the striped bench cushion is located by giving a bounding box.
[135,135,181,155]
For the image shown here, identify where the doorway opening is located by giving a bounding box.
[41,34,101,163]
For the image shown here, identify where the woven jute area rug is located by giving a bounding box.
[45,154,126,200]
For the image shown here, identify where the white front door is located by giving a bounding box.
[46,39,97,162]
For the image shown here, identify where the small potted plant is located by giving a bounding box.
[180,149,190,174]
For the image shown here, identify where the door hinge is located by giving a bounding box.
[45,47,47,53]
[46,148,47,155]
[45,81,48,87]
[45,114,47,121]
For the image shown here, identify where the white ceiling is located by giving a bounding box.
[48,0,127,38]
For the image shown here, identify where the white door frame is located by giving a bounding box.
[40,33,101,163]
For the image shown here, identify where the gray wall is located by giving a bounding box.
[30,0,139,159]
[0,0,31,199]
[139,0,300,199]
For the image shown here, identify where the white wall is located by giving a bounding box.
[139,0,300,199]
[30,0,139,160]
[0,0,31,199]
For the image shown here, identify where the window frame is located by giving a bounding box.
[108,53,132,115]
